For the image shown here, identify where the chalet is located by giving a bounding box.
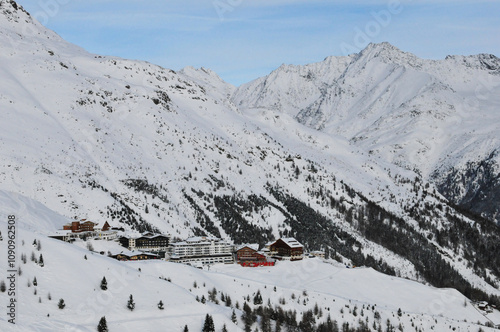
[109,249,160,261]
[236,244,275,267]
[63,219,98,233]
[97,221,111,232]
[167,236,233,265]
[236,244,262,262]
[269,238,304,261]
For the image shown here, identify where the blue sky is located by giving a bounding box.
[18,0,500,86]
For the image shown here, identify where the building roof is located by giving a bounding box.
[123,233,170,241]
[236,243,259,252]
[171,236,230,246]
[51,230,73,235]
[109,249,159,258]
[137,234,169,240]
[96,221,110,229]
[276,237,303,249]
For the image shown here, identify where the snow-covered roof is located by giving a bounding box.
[96,221,110,228]
[122,233,169,240]
[139,233,169,239]
[109,249,158,257]
[109,249,136,256]
[280,238,303,248]
[171,236,232,246]
[236,243,259,251]
[50,230,73,235]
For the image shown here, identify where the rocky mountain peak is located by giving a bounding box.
[1,0,30,22]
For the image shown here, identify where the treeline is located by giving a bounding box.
[212,195,273,245]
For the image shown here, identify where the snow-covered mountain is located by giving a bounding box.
[233,42,500,225]
[1,1,500,329]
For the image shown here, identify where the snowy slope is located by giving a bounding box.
[1,194,499,331]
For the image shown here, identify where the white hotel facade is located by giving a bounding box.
[167,236,234,265]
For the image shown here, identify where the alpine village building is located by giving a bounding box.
[269,238,304,261]
[167,236,234,266]
[119,232,170,253]
[236,244,275,267]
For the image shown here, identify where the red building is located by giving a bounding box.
[269,238,304,261]
[236,245,267,262]
[236,245,275,267]
[63,219,98,233]
[100,221,110,232]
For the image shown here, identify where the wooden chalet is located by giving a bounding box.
[236,244,275,267]
[236,245,266,262]
[269,238,304,261]
[63,219,98,233]
[99,221,111,232]
[110,250,160,261]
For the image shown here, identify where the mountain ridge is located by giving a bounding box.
[232,41,500,224]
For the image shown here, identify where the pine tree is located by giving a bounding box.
[100,277,107,291]
[158,300,164,310]
[209,287,217,302]
[0,280,6,293]
[275,320,282,332]
[33,277,37,286]
[97,316,108,332]
[183,325,189,332]
[39,254,44,267]
[202,314,215,332]
[231,309,237,324]
[299,310,315,332]
[242,302,254,332]
[260,309,271,332]
[221,324,228,332]
[127,294,135,311]
[58,298,65,309]
[253,290,263,305]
